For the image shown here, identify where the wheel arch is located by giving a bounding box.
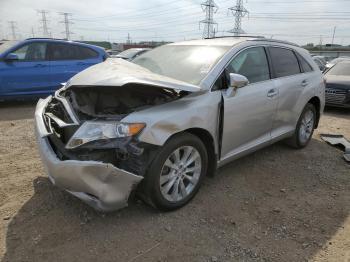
[307,96,321,128]
[185,128,217,177]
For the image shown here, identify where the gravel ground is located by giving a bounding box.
[0,101,349,262]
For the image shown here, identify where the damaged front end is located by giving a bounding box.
[35,82,189,211]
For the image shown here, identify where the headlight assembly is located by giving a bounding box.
[66,121,145,149]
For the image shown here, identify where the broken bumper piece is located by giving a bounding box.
[35,98,143,212]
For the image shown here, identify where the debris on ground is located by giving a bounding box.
[321,134,350,163]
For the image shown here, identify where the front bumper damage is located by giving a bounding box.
[35,97,143,212]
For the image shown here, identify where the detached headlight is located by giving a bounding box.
[66,121,145,149]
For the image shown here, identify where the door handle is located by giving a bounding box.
[76,62,87,65]
[267,89,278,98]
[34,64,47,68]
[301,80,308,87]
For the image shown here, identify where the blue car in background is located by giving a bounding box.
[0,38,107,100]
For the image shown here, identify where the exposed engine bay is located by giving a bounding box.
[43,84,190,176]
[61,84,189,120]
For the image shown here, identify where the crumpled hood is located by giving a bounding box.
[66,58,201,93]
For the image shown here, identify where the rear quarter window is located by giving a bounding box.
[78,46,99,59]
[269,47,301,78]
[296,53,314,73]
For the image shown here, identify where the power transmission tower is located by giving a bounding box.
[0,21,3,40]
[319,35,323,48]
[59,12,73,40]
[228,0,249,36]
[126,33,131,44]
[8,21,17,40]
[37,10,50,37]
[331,26,336,46]
[199,0,218,39]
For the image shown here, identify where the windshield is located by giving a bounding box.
[327,62,350,76]
[133,45,231,85]
[0,41,19,54]
[117,49,143,59]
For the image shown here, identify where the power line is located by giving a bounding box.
[59,12,73,40]
[200,0,218,39]
[37,10,50,37]
[8,21,17,40]
[228,0,249,36]
[73,0,193,21]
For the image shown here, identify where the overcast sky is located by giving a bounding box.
[0,0,349,45]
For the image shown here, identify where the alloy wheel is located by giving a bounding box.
[298,109,315,144]
[159,146,202,202]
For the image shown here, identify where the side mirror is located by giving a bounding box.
[4,53,19,61]
[229,73,249,88]
[225,73,249,98]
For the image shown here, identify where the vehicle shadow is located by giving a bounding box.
[2,138,350,262]
[0,100,38,121]
[324,106,350,121]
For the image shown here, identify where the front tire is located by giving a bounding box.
[286,103,316,149]
[140,133,208,211]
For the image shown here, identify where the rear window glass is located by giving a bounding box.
[269,47,301,78]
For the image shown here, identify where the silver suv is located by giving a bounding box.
[35,37,325,212]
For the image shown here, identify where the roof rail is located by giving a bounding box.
[25,37,71,41]
[251,38,300,47]
[204,35,265,40]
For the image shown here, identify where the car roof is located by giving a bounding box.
[337,60,350,64]
[124,48,151,51]
[169,36,299,47]
[23,38,105,52]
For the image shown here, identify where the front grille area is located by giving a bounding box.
[325,88,347,105]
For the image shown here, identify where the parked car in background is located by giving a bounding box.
[35,37,324,212]
[115,48,151,61]
[312,55,327,65]
[106,49,120,57]
[313,57,326,71]
[324,61,350,108]
[325,56,350,70]
[0,38,107,100]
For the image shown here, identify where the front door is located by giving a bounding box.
[0,42,50,97]
[220,46,278,160]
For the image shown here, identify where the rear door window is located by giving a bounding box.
[49,43,98,60]
[269,47,301,78]
[49,43,79,60]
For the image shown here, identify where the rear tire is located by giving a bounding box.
[286,103,316,149]
[140,133,208,211]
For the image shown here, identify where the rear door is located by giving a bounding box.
[0,42,50,97]
[267,47,313,138]
[220,46,278,160]
[48,43,101,91]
